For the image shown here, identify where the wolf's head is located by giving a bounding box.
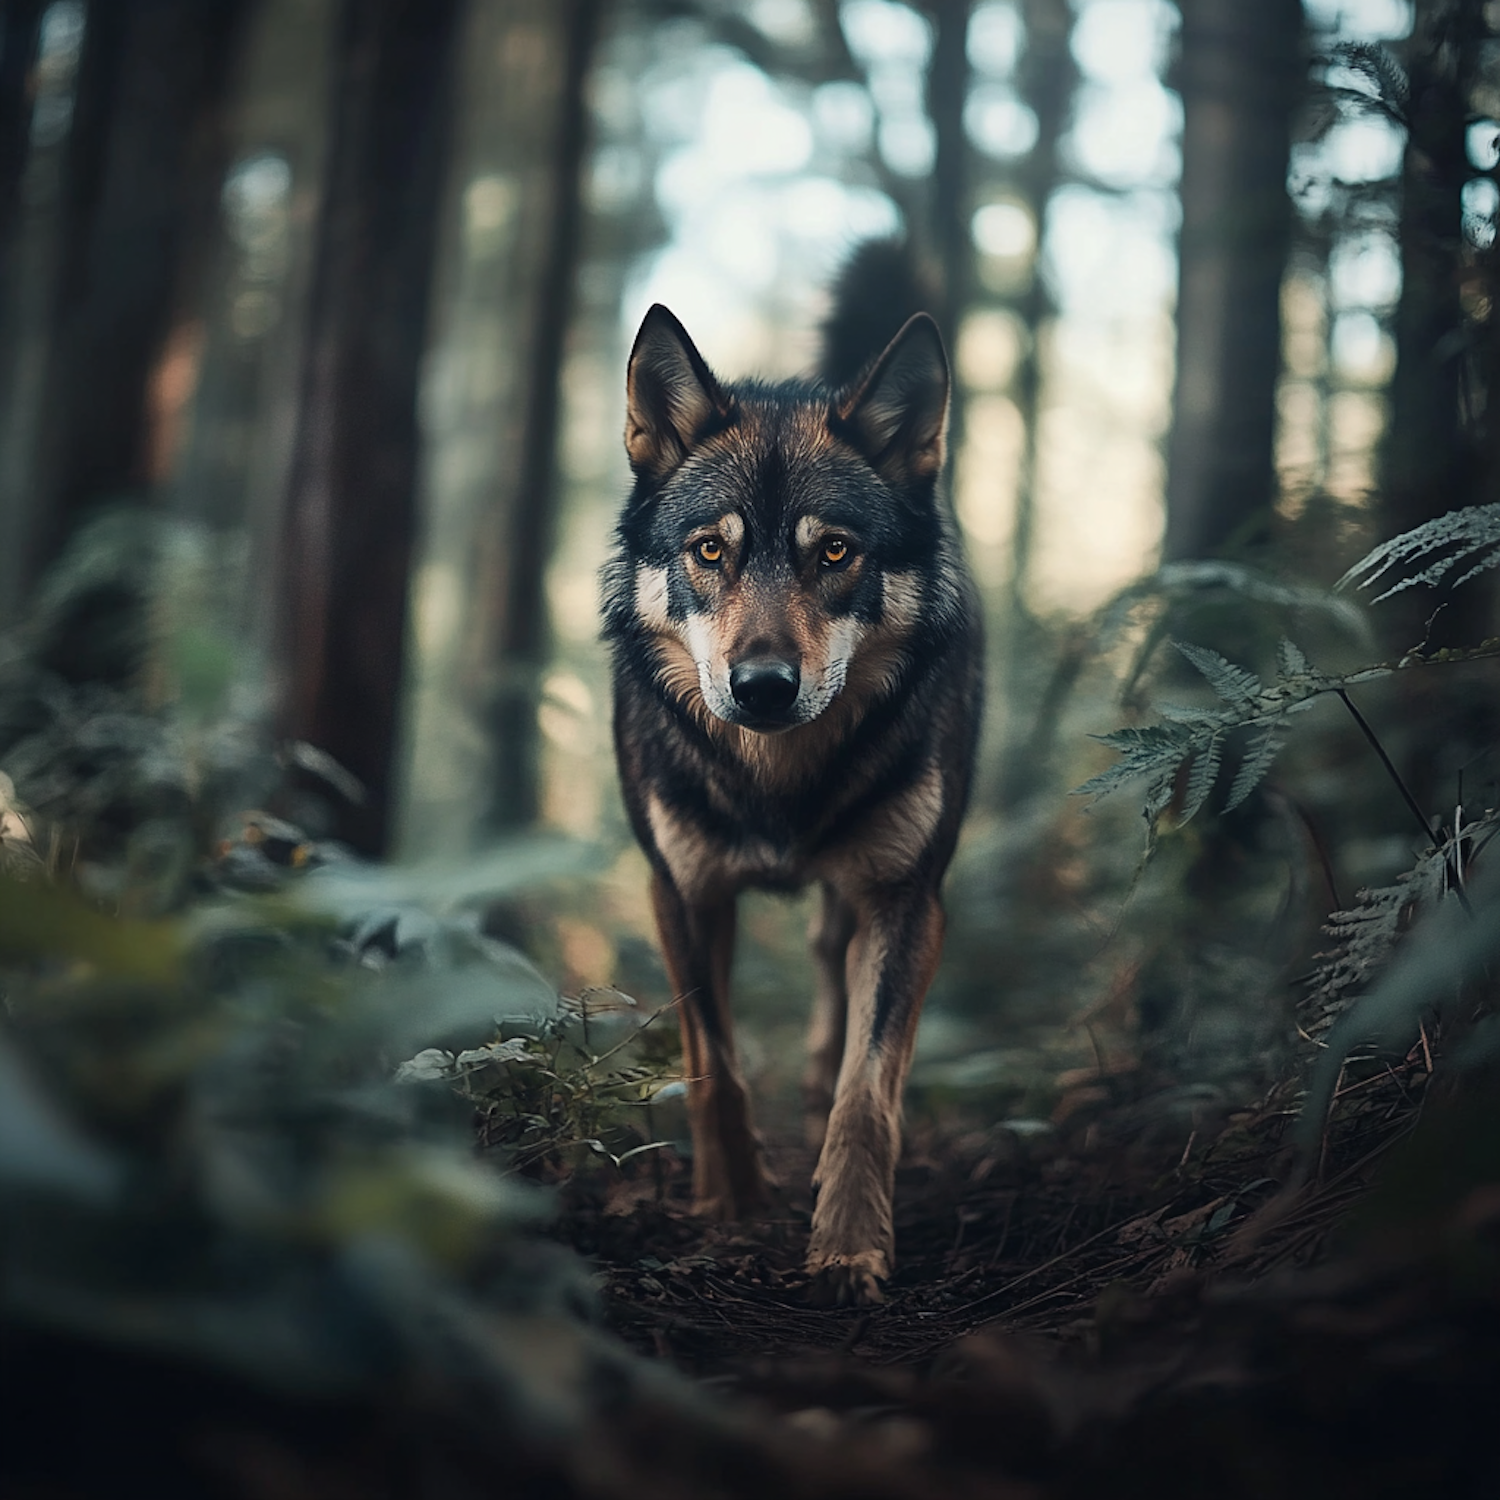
[607,304,952,736]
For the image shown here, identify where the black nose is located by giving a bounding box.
[729,658,800,718]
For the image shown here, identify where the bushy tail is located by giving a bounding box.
[819,239,939,390]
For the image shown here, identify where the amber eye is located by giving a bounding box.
[694,538,723,566]
[821,538,850,567]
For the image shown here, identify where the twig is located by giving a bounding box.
[1335,688,1435,847]
[944,1213,1140,1318]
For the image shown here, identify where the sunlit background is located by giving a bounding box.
[1,0,1462,1016]
[490,0,1418,852]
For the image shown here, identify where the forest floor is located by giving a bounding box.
[556,1054,1421,1381]
[545,1055,1500,1497]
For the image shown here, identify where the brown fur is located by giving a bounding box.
[606,301,981,1305]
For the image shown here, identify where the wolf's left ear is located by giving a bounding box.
[625,304,732,482]
[831,313,950,488]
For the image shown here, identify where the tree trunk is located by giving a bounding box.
[274,0,463,856]
[0,0,44,257]
[15,0,248,590]
[924,0,973,349]
[993,0,1076,809]
[484,0,602,833]
[1163,0,1302,562]
[1383,0,1487,650]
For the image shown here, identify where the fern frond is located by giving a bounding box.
[1304,811,1498,1037]
[1075,723,1195,809]
[1179,732,1224,825]
[1174,642,1262,705]
[1338,502,1500,602]
[1079,638,1380,827]
[1224,720,1287,812]
[1276,636,1314,681]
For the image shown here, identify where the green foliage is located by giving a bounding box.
[1080,504,1500,1145]
[1301,833,1459,1040]
[1299,849,1500,1153]
[1076,637,1376,830]
[1082,507,1500,837]
[397,987,683,1176]
[0,513,682,1410]
[1338,501,1500,604]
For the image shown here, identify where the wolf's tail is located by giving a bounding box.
[819,238,939,390]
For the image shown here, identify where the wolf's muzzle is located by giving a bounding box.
[729,657,800,721]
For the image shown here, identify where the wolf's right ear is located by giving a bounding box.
[625,305,732,482]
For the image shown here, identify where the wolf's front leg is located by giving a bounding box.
[806,884,945,1304]
[803,883,856,1149]
[649,871,770,1218]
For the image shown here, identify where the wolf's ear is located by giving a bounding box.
[625,305,732,481]
[831,313,950,488]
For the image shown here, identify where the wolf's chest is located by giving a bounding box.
[643,787,821,901]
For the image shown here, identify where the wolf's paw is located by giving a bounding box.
[805,1248,888,1306]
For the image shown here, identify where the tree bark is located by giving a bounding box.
[484,0,602,833]
[274,0,463,855]
[1382,0,1489,650]
[924,0,973,347]
[1163,0,1302,562]
[17,0,248,590]
[0,0,44,257]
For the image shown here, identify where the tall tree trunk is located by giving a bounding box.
[993,0,1076,809]
[485,0,602,833]
[1006,0,1075,620]
[1384,0,1487,649]
[275,0,463,856]
[15,0,248,591]
[1377,0,1495,814]
[924,0,973,348]
[0,0,44,256]
[1163,0,1302,562]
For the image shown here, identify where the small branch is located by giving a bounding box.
[1335,688,1435,844]
[1337,688,1477,918]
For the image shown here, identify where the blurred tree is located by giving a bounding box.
[0,0,44,264]
[993,0,1078,809]
[1005,0,1076,623]
[1164,0,1303,562]
[483,0,603,833]
[925,0,975,347]
[276,0,464,855]
[1373,0,1499,811]
[8,0,250,602]
[393,0,607,855]
[1383,0,1489,646]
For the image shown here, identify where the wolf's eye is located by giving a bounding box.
[694,538,723,566]
[821,538,851,567]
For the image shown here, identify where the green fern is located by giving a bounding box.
[1302,841,1453,1040]
[1338,501,1500,603]
[1076,638,1373,827]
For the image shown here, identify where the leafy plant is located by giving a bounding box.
[1080,504,1500,838]
[1300,809,1500,1047]
[1338,501,1500,603]
[398,987,683,1178]
[1076,636,1392,834]
[1079,502,1500,1149]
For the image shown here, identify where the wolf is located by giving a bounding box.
[602,245,982,1304]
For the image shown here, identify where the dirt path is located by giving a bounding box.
[555,1083,1364,1381]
